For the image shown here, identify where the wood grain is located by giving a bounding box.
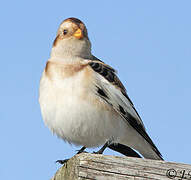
[51,153,191,180]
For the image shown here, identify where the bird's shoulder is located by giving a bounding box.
[88,56,134,106]
[87,56,145,129]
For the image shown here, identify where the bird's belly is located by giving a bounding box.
[39,76,124,147]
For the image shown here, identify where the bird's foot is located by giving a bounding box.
[56,147,87,165]
[55,158,69,164]
[93,140,112,154]
[76,146,87,154]
[93,149,103,154]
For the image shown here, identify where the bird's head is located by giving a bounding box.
[51,17,92,60]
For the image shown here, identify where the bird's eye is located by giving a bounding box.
[63,29,68,35]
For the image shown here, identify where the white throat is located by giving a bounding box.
[50,37,92,60]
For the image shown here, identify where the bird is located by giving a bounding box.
[39,17,163,162]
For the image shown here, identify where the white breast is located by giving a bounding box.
[39,67,126,147]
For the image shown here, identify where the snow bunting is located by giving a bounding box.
[39,17,163,160]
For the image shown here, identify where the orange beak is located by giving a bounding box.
[73,28,83,39]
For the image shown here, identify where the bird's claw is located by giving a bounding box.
[55,159,69,164]
[93,150,103,154]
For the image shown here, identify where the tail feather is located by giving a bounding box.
[109,142,163,160]
[133,139,163,160]
[108,143,141,158]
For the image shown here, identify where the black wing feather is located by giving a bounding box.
[89,58,163,160]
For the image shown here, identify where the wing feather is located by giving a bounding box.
[88,58,163,159]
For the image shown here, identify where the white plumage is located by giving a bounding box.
[39,17,163,160]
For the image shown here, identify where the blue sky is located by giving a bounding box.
[1,0,191,179]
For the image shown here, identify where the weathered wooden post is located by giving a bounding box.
[51,153,191,180]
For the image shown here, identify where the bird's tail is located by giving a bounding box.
[109,142,163,160]
[108,143,141,158]
[133,138,163,160]
[119,127,163,160]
